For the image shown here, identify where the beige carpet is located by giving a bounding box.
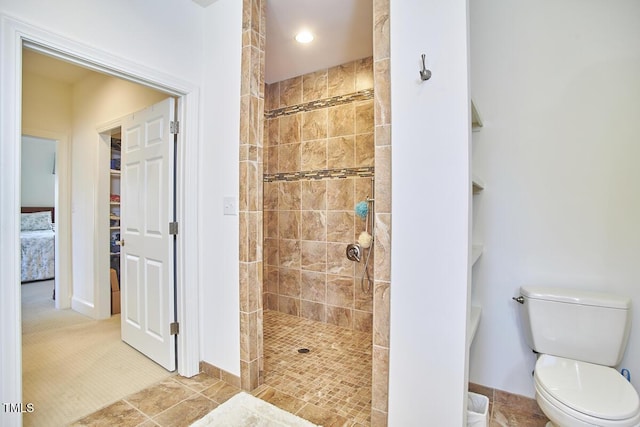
[191,392,319,427]
[22,281,172,427]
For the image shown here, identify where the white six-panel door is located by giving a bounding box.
[120,98,176,371]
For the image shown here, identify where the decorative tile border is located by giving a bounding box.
[265,89,374,119]
[264,166,375,182]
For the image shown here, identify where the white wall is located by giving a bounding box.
[3,0,203,85]
[198,0,242,377]
[21,136,56,207]
[69,72,166,315]
[469,0,640,397]
[0,2,219,422]
[389,0,471,424]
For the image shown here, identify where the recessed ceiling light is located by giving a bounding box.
[295,30,314,44]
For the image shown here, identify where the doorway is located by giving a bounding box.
[1,15,201,425]
[20,52,178,425]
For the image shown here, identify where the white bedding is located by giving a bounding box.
[21,229,55,282]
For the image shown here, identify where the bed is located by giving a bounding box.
[20,207,55,283]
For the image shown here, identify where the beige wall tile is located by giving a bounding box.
[239,262,249,312]
[278,181,301,210]
[250,46,261,98]
[300,300,326,323]
[374,145,391,214]
[303,69,328,102]
[239,214,248,262]
[326,305,352,328]
[374,59,391,126]
[265,293,278,310]
[356,133,375,167]
[371,408,388,427]
[373,0,390,60]
[264,266,278,293]
[240,311,250,360]
[327,242,355,276]
[327,136,355,169]
[241,46,251,97]
[375,123,391,147]
[264,211,278,239]
[265,146,278,174]
[373,214,391,282]
[328,104,355,137]
[372,345,389,412]
[249,96,261,146]
[356,57,374,91]
[301,140,328,171]
[301,109,328,141]
[279,114,301,144]
[277,143,300,173]
[263,238,278,266]
[264,182,278,211]
[248,213,260,262]
[300,240,327,272]
[354,276,374,312]
[326,179,354,211]
[266,118,280,147]
[279,267,301,297]
[278,239,300,269]
[326,211,355,243]
[279,76,303,107]
[301,180,327,211]
[327,275,354,308]
[356,100,374,135]
[373,281,390,347]
[328,61,356,97]
[240,95,250,145]
[278,211,299,240]
[265,82,279,111]
[353,310,373,332]
[239,161,248,212]
[278,295,300,316]
[300,211,327,241]
[354,177,373,205]
[300,270,327,303]
[247,162,259,212]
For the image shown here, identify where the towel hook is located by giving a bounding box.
[420,54,432,81]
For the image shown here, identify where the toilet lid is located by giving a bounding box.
[535,354,640,420]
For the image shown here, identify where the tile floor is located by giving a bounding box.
[73,310,548,426]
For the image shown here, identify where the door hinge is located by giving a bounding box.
[169,222,178,235]
[170,322,179,335]
[170,121,179,134]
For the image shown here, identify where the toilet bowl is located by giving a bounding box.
[515,286,640,427]
[534,355,640,427]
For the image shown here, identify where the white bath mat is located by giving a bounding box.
[190,392,319,427]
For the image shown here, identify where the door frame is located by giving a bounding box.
[0,15,201,415]
[21,128,72,310]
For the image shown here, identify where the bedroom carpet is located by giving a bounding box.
[21,280,172,427]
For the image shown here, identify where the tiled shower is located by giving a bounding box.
[239,0,391,422]
[263,58,376,333]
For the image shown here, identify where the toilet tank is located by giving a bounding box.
[519,286,632,366]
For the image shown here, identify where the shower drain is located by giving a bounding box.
[297,348,310,353]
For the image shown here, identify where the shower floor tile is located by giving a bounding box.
[263,309,373,426]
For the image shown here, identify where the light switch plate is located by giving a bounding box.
[223,196,237,216]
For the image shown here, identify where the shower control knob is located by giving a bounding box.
[346,243,362,262]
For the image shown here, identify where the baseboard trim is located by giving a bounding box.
[200,360,241,389]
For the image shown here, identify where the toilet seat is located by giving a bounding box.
[534,354,640,426]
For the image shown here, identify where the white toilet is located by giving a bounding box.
[517,286,640,427]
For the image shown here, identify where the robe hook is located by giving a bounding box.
[420,54,432,81]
